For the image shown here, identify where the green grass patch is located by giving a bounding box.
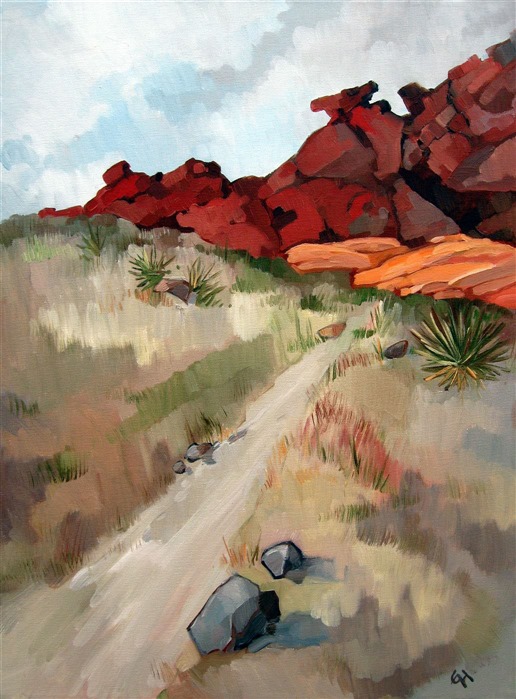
[352,327,375,340]
[232,267,278,293]
[350,437,390,492]
[30,447,87,486]
[22,235,77,262]
[346,287,391,305]
[320,501,378,523]
[116,334,279,440]
[6,393,40,417]
[300,293,326,312]
[287,314,321,353]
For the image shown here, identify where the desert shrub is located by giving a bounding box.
[300,293,326,312]
[129,247,174,291]
[188,258,224,307]
[78,221,108,260]
[411,302,510,391]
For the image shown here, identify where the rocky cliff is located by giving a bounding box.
[40,36,516,308]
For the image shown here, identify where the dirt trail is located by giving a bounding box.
[1,320,361,699]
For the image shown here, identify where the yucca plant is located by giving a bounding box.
[187,258,224,307]
[411,303,510,391]
[129,248,174,292]
[78,221,107,260]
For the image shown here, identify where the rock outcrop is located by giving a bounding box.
[39,36,516,308]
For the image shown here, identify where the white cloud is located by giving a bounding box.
[25,153,124,210]
[2,0,514,217]
[183,0,514,178]
[3,1,288,154]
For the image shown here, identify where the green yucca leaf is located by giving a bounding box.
[128,248,174,292]
[78,221,107,260]
[411,302,510,391]
[187,258,224,307]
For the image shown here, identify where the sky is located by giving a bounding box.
[1,0,514,218]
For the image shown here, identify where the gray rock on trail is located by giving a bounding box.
[188,575,279,655]
[261,541,303,579]
[185,442,213,462]
[172,460,187,474]
[383,340,409,359]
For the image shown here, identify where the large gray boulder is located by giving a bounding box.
[188,575,278,655]
[261,541,303,579]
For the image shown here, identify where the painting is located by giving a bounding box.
[1,2,515,698]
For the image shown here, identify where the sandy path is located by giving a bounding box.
[2,321,359,699]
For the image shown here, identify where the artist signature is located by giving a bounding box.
[451,669,475,688]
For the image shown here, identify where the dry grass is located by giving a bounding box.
[221,538,261,568]
[324,350,378,383]
[296,390,401,491]
[1,232,355,591]
[213,342,514,698]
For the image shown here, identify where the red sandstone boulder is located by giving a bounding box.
[257,161,299,199]
[84,171,153,217]
[399,36,515,199]
[39,205,85,218]
[446,137,516,192]
[295,122,376,181]
[301,180,395,239]
[83,159,229,228]
[177,190,280,258]
[477,201,515,242]
[102,161,131,186]
[348,104,404,180]
[265,185,325,250]
[392,180,460,244]
[311,81,379,122]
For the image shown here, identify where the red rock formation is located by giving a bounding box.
[39,205,84,218]
[38,36,515,308]
[288,234,516,310]
[294,122,376,181]
[401,36,516,196]
[177,187,280,258]
[392,180,460,244]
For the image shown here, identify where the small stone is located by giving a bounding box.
[185,442,213,462]
[317,322,346,340]
[173,460,187,474]
[154,278,191,303]
[383,340,409,359]
[261,541,304,579]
